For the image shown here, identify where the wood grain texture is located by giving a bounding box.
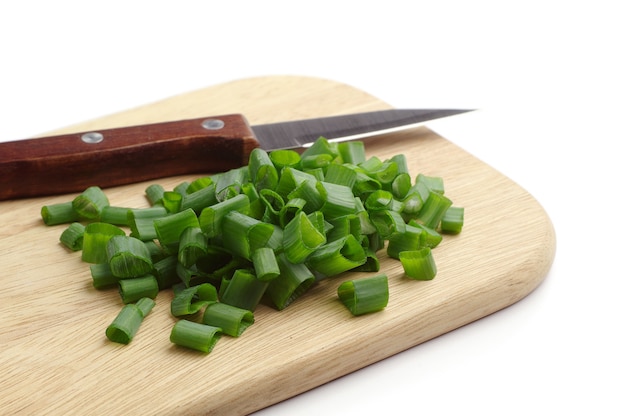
[0,76,556,415]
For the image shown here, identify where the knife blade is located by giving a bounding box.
[0,109,469,200]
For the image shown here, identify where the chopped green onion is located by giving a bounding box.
[145,184,165,205]
[283,211,326,264]
[337,274,389,316]
[307,234,366,277]
[91,262,118,289]
[275,167,317,199]
[352,169,382,198]
[100,206,131,226]
[278,197,307,228]
[400,192,424,219]
[301,153,333,170]
[181,182,218,214]
[202,302,254,337]
[300,136,338,161]
[266,253,315,310]
[143,240,167,262]
[215,166,247,202]
[170,283,218,316]
[186,176,213,194]
[178,226,208,268]
[154,208,199,249]
[409,220,443,248]
[106,235,154,278]
[220,269,268,311]
[174,181,190,195]
[337,141,366,164]
[318,181,357,218]
[195,246,239,277]
[269,149,302,171]
[390,172,412,200]
[170,320,222,353]
[72,186,110,220]
[248,148,279,191]
[221,211,275,260]
[386,223,423,259]
[415,190,452,229]
[41,137,466,350]
[441,206,465,234]
[41,201,79,225]
[390,154,409,175]
[259,188,284,224]
[324,163,358,188]
[162,191,183,213]
[118,274,159,304]
[360,157,398,184]
[251,247,280,281]
[354,247,381,272]
[303,167,325,181]
[128,205,168,220]
[152,255,180,289]
[81,222,126,264]
[59,222,85,251]
[241,182,264,219]
[106,297,155,344]
[365,189,395,211]
[326,214,360,242]
[287,178,324,213]
[369,209,406,239]
[127,206,168,241]
[198,193,249,238]
[415,173,445,194]
[399,248,437,280]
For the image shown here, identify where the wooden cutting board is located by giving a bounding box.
[0,76,556,415]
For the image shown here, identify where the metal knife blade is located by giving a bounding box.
[0,109,470,200]
[252,109,469,150]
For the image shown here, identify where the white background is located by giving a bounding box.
[2,1,624,414]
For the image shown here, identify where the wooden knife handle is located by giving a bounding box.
[0,114,259,200]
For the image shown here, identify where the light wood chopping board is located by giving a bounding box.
[0,76,556,415]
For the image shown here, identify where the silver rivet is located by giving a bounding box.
[201,119,225,130]
[81,132,104,144]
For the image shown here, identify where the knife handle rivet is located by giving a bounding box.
[201,119,225,130]
[81,132,104,144]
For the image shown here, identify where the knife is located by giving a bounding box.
[0,109,469,200]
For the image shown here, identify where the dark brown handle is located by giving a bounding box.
[0,114,259,200]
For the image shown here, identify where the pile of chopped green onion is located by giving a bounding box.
[41,137,464,353]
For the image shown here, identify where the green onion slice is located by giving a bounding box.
[399,248,437,280]
[266,253,315,310]
[170,320,222,353]
[337,274,389,316]
[198,193,249,238]
[220,269,268,311]
[72,186,110,220]
[249,148,279,191]
[105,298,155,344]
[283,211,326,264]
[178,226,208,268]
[441,206,465,234]
[202,302,254,337]
[41,201,80,225]
[81,222,126,264]
[118,274,159,304]
[307,235,366,277]
[106,235,154,279]
[59,222,85,251]
[170,283,218,317]
[154,208,200,249]
[252,247,280,281]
